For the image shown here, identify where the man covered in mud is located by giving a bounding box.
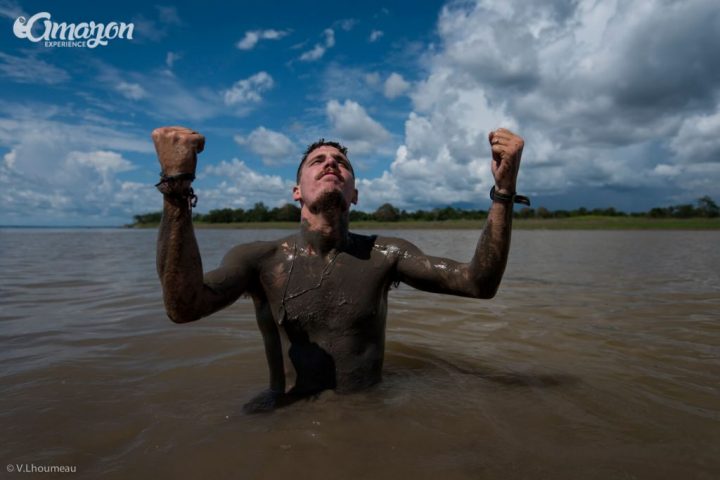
[153,126,528,412]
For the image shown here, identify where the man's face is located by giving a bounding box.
[293,145,358,210]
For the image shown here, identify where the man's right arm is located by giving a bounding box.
[157,204,266,323]
[153,126,255,323]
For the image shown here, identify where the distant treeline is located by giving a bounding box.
[132,195,719,225]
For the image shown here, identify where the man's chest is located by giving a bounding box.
[258,251,392,333]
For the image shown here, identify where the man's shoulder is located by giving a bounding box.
[372,234,417,250]
[350,232,419,257]
[221,234,295,265]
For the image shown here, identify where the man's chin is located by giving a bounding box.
[308,190,349,215]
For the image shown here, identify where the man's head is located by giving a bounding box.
[293,139,358,213]
[296,139,353,183]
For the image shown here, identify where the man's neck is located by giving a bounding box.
[298,209,350,256]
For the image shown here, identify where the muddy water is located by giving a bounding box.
[1,228,719,479]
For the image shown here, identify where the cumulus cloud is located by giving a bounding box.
[300,28,335,61]
[236,29,290,50]
[369,30,384,42]
[65,150,135,191]
[234,127,297,165]
[0,101,155,224]
[670,107,720,164]
[355,0,720,211]
[326,99,391,155]
[202,159,295,209]
[383,73,411,99]
[312,64,389,103]
[223,71,274,106]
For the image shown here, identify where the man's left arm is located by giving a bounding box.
[394,128,524,299]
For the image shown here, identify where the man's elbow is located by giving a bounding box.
[164,302,202,324]
[472,278,502,299]
[474,286,498,299]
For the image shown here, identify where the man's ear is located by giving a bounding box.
[292,185,301,202]
[352,188,358,205]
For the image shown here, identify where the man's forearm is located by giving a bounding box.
[156,197,205,322]
[469,200,513,298]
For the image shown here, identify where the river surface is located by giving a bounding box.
[1,228,719,479]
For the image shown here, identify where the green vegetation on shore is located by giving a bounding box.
[130,196,720,230]
[132,216,720,231]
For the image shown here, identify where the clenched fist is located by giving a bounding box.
[152,126,205,177]
[488,128,523,194]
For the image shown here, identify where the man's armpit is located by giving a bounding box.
[204,267,249,299]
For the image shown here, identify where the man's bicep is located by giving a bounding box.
[198,243,264,316]
[391,239,476,297]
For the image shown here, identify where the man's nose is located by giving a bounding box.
[322,157,339,170]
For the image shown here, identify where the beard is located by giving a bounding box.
[308,189,349,216]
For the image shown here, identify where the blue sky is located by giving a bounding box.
[1,0,719,226]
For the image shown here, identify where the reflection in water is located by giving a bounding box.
[1,228,719,479]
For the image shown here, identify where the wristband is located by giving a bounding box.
[490,186,531,206]
[156,172,198,209]
[155,172,196,186]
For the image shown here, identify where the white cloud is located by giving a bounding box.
[236,29,290,50]
[0,101,154,224]
[351,0,720,210]
[324,28,336,48]
[156,5,182,25]
[115,81,147,100]
[234,127,297,165]
[313,65,385,103]
[326,99,391,155]
[0,145,143,224]
[67,150,134,173]
[132,6,182,42]
[65,150,135,192]
[165,51,181,68]
[369,30,384,42]
[383,73,411,99]
[202,159,295,209]
[4,148,16,168]
[0,0,24,19]
[336,19,357,31]
[300,44,326,62]
[364,72,381,86]
[223,72,274,106]
[299,28,335,61]
[95,61,223,121]
[670,106,720,164]
[0,52,70,85]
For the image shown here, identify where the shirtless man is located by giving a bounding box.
[153,126,528,412]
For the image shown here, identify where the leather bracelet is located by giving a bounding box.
[490,186,531,206]
[156,172,198,209]
[155,172,196,186]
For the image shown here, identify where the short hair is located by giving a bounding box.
[296,139,352,183]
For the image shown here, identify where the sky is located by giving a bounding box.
[1,0,719,226]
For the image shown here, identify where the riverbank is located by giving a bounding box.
[130,216,720,230]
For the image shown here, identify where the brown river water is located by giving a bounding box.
[1,228,719,479]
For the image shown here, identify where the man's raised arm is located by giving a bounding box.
[153,126,250,323]
[393,128,526,299]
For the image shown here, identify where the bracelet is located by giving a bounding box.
[490,186,531,206]
[155,172,196,186]
[156,172,198,209]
